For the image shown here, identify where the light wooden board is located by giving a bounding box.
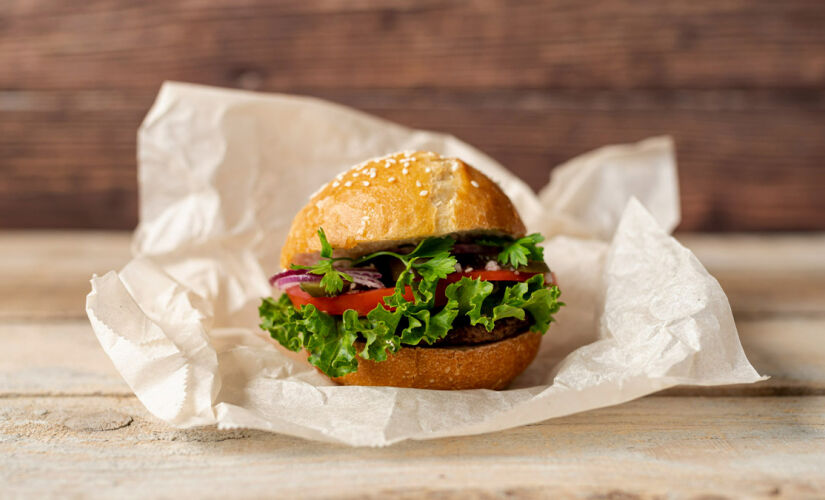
[2,317,822,398]
[1,396,823,499]
[1,231,824,319]
[1,231,824,498]
[0,231,131,320]
[678,233,825,318]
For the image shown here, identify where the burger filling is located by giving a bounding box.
[259,228,563,378]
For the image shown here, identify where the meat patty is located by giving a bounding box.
[431,317,531,347]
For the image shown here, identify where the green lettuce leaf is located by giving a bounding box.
[492,274,562,333]
[260,274,563,378]
[442,274,561,334]
[444,277,494,329]
[260,232,563,378]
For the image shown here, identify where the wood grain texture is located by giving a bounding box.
[2,89,825,230]
[3,1,824,90]
[1,231,824,398]
[1,231,822,320]
[1,231,825,497]
[1,1,825,231]
[2,396,823,499]
[0,231,131,320]
[3,316,823,398]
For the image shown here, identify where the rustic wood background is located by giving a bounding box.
[3,231,825,497]
[2,1,824,231]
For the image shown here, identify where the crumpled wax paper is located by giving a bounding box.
[86,82,764,446]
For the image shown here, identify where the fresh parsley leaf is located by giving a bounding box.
[291,228,353,295]
[479,233,546,268]
[406,236,456,260]
[317,227,334,258]
[356,235,458,305]
[414,253,457,282]
[261,229,563,378]
[318,265,347,295]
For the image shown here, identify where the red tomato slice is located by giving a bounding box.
[285,286,414,316]
[284,270,551,316]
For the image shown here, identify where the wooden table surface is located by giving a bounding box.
[4,2,825,232]
[1,231,824,499]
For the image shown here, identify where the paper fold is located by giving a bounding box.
[86,82,763,446]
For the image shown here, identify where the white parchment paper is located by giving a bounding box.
[86,82,764,446]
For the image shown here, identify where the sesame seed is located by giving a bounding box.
[451,164,459,172]
[362,181,370,186]
[402,168,409,175]
[415,180,422,187]
[344,181,352,187]
[470,180,479,188]
[419,190,428,196]
[369,169,377,178]
[384,162,391,168]
[336,172,345,180]
[332,181,340,187]
[388,176,396,182]
[424,167,431,173]
[352,172,359,178]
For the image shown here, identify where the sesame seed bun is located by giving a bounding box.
[280,151,526,268]
[332,330,542,390]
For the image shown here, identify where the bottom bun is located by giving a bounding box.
[333,330,542,390]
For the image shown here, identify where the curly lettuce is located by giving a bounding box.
[259,273,562,378]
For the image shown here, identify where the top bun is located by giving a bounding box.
[280,151,526,268]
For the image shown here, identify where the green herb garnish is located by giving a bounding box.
[261,229,562,377]
[356,235,458,303]
[478,233,545,268]
[260,274,561,377]
[290,228,353,295]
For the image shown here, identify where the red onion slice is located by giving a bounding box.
[269,269,321,289]
[268,269,305,286]
[269,267,384,291]
[342,268,384,289]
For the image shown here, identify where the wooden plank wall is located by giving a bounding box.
[1,1,824,231]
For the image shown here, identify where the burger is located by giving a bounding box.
[259,151,562,390]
